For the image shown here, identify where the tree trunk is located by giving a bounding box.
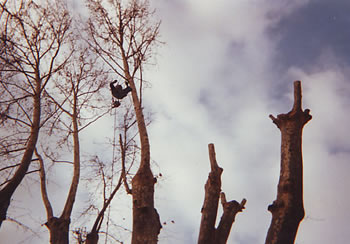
[198,144,223,244]
[121,51,161,244]
[198,144,246,244]
[0,85,41,227]
[46,217,70,244]
[85,231,99,244]
[131,167,161,244]
[266,81,312,244]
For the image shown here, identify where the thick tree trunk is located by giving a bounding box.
[85,231,99,244]
[0,86,41,227]
[131,166,161,244]
[198,144,245,244]
[46,217,70,244]
[121,52,161,244]
[266,81,312,244]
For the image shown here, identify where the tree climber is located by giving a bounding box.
[110,80,132,108]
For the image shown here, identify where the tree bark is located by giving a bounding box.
[266,81,312,244]
[45,217,70,244]
[215,194,246,244]
[198,144,245,244]
[85,231,99,244]
[198,144,223,244]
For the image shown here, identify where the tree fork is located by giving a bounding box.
[198,144,246,244]
[266,81,312,244]
[45,217,70,244]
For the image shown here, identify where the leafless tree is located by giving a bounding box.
[0,0,72,228]
[85,0,162,243]
[35,44,109,244]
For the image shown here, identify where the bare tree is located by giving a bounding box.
[35,44,108,244]
[0,0,72,227]
[266,81,312,244]
[85,0,162,243]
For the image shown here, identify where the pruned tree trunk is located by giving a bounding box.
[215,193,247,244]
[198,144,223,244]
[266,81,312,244]
[198,144,246,244]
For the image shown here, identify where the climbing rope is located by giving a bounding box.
[104,106,118,243]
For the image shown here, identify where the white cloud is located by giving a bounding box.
[6,0,350,243]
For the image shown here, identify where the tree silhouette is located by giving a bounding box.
[0,0,72,227]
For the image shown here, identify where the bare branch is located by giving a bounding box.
[35,148,54,219]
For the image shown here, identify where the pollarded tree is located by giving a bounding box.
[266,81,312,244]
[198,144,246,244]
[196,81,311,244]
[85,0,162,243]
[198,81,312,244]
[0,0,72,228]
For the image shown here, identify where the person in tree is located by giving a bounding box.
[110,80,132,108]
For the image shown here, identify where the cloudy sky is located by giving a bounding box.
[2,0,350,243]
[146,0,350,243]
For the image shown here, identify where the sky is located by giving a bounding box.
[2,0,350,243]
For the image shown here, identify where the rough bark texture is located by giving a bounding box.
[45,217,70,244]
[198,144,245,244]
[266,81,312,244]
[0,86,41,227]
